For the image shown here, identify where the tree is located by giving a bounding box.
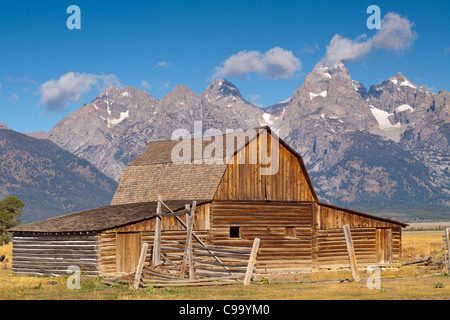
[0,196,24,245]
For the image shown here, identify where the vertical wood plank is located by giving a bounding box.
[445,228,450,272]
[343,224,360,282]
[189,202,197,279]
[244,238,260,285]
[132,242,148,289]
[152,195,162,267]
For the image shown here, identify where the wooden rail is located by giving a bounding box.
[136,238,260,287]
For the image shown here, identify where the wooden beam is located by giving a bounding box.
[179,204,192,278]
[343,224,360,282]
[243,238,260,285]
[445,228,450,272]
[132,242,148,289]
[189,201,197,280]
[152,195,162,268]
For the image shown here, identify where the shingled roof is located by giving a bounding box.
[9,200,202,233]
[111,127,269,205]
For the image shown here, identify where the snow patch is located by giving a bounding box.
[396,104,414,113]
[121,92,130,97]
[320,113,325,119]
[369,106,401,130]
[400,79,416,89]
[310,91,327,100]
[390,79,398,85]
[263,113,274,125]
[105,99,111,115]
[108,110,129,126]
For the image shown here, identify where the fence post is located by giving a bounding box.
[343,224,360,282]
[152,195,162,268]
[244,238,260,285]
[132,242,149,289]
[189,201,197,280]
[446,228,450,272]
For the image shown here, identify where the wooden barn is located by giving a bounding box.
[9,126,407,277]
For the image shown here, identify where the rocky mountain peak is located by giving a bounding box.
[205,79,242,99]
[0,122,9,130]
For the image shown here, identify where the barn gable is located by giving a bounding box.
[214,128,317,202]
[112,127,317,205]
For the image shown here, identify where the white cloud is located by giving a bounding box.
[141,79,151,90]
[321,12,417,67]
[212,47,302,80]
[444,47,450,57]
[40,72,121,112]
[297,43,320,54]
[9,93,19,103]
[155,61,172,68]
[248,94,263,108]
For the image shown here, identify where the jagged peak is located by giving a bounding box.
[171,84,196,95]
[95,85,153,100]
[0,121,9,130]
[388,72,417,88]
[205,79,242,97]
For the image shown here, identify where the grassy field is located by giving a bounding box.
[1,228,450,300]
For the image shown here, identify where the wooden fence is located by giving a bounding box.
[134,238,259,288]
[132,197,260,288]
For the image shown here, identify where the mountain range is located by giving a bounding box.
[0,128,118,223]
[3,62,449,222]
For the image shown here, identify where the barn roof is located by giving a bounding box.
[9,200,204,233]
[111,126,318,205]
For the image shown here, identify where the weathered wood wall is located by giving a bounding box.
[314,203,402,229]
[97,204,211,277]
[12,199,404,278]
[214,132,315,202]
[209,201,314,273]
[312,203,402,267]
[12,233,98,276]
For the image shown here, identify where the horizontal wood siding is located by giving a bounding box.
[214,132,315,202]
[12,233,98,276]
[98,230,210,278]
[210,201,313,272]
[97,206,211,278]
[316,228,377,268]
[316,203,402,229]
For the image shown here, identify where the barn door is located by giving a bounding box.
[376,229,392,264]
[116,232,141,274]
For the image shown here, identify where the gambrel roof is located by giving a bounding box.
[111,126,318,205]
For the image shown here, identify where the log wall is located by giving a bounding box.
[12,201,404,278]
[97,205,211,277]
[12,233,98,276]
[210,200,314,273]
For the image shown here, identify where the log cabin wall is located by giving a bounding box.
[209,200,314,273]
[214,131,316,202]
[97,204,211,277]
[12,233,99,276]
[313,203,402,267]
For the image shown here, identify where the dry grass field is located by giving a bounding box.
[1,227,450,300]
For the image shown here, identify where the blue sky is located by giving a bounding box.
[0,0,449,133]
